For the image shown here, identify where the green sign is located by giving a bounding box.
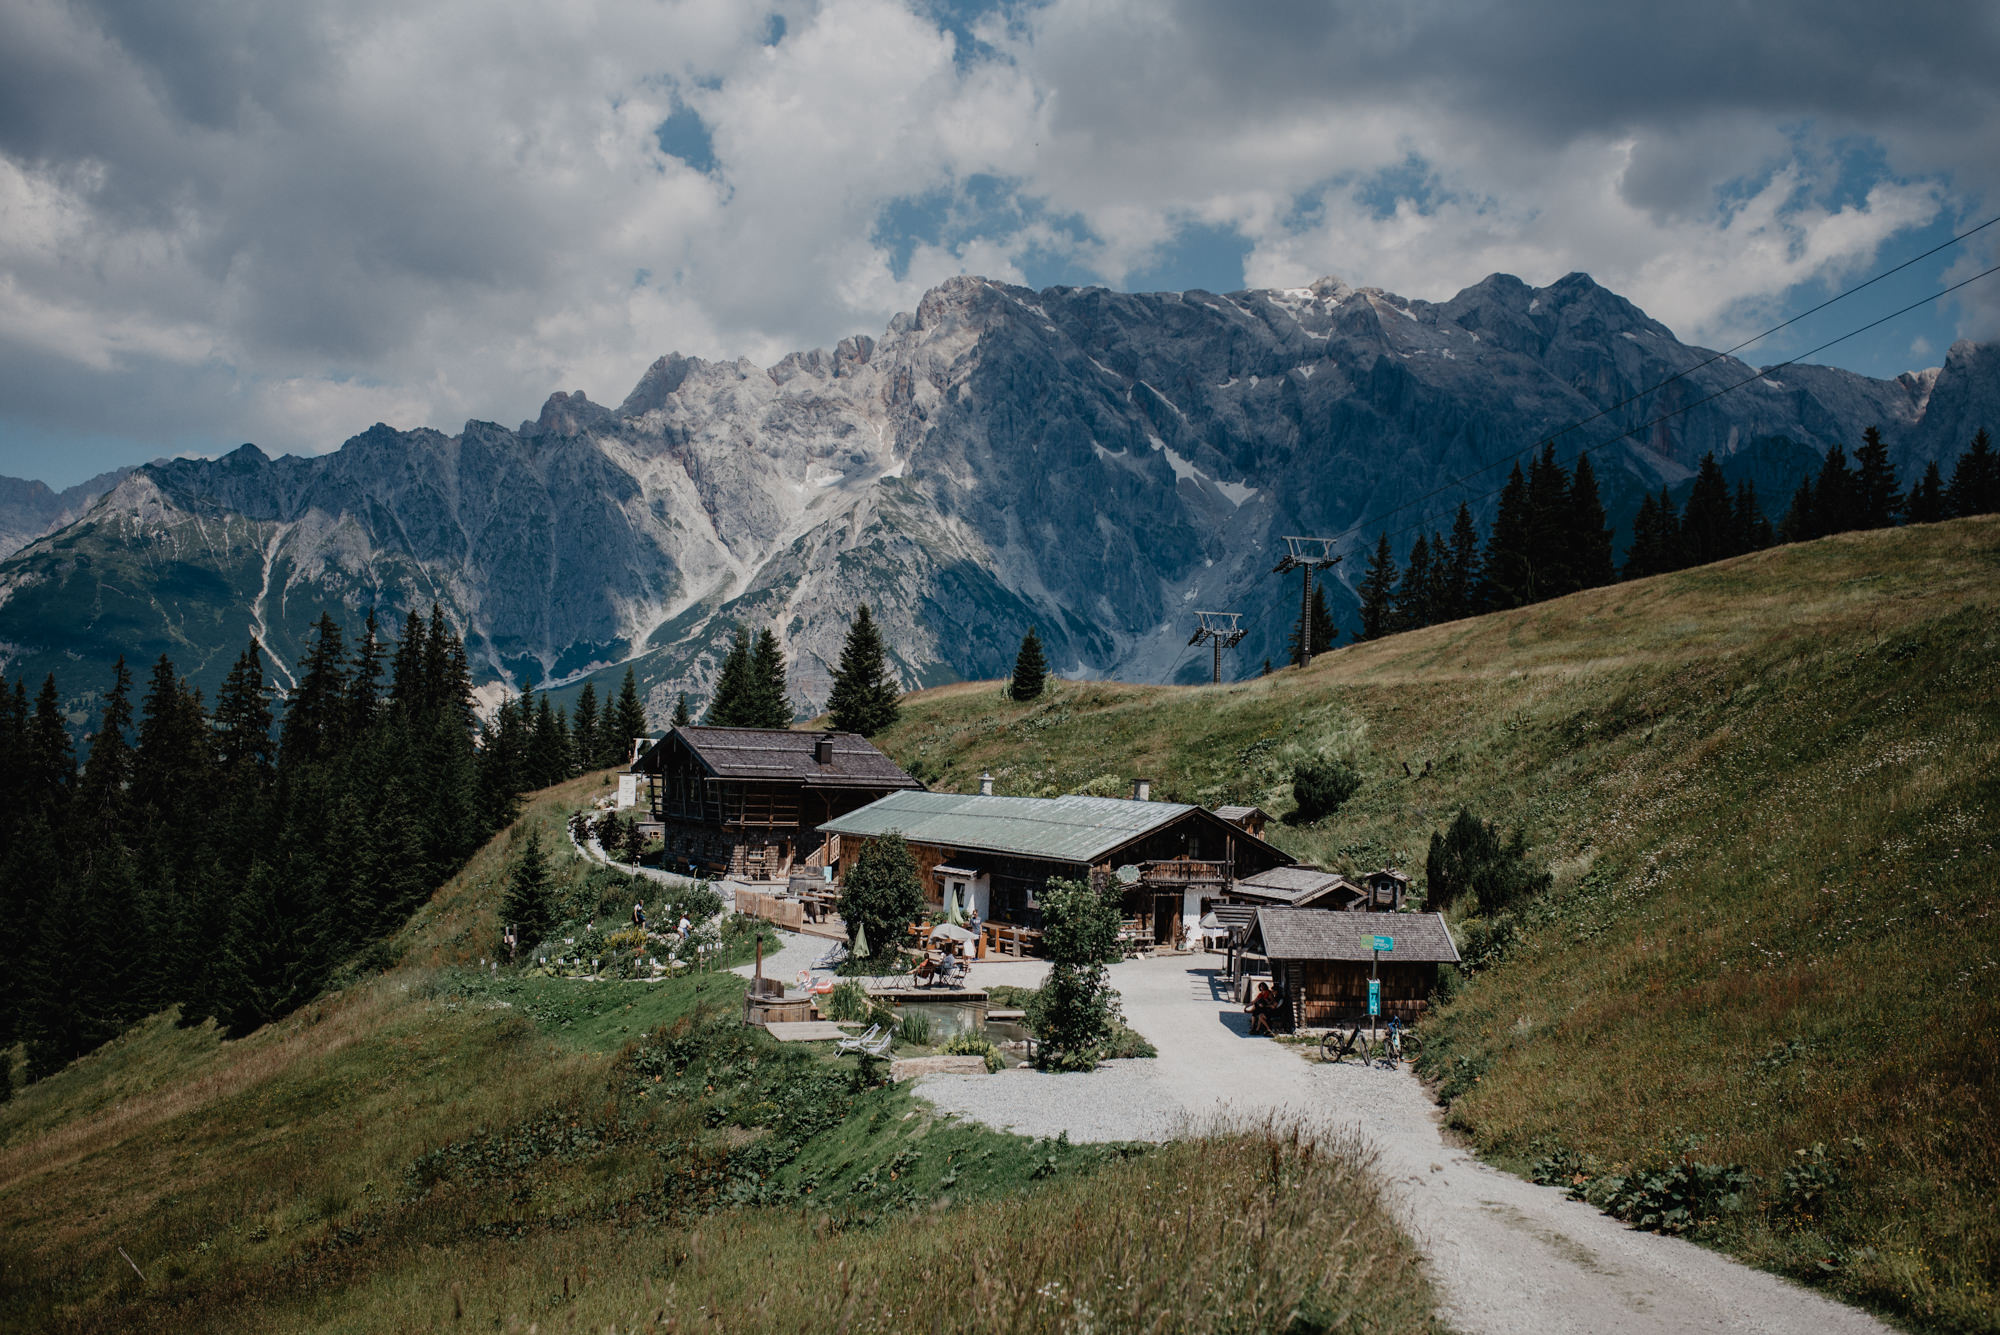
[1368,978,1381,1016]
[1372,935,1394,952]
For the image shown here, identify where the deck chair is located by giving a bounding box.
[812,941,850,970]
[852,1029,894,1058]
[834,1024,882,1054]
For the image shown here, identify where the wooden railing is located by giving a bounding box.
[1139,859,1232,885]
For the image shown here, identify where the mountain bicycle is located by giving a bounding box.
[1319,1020,1374,1065]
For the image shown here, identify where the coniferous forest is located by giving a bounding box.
[1345,428,1999,643]
[0,605,560,1083]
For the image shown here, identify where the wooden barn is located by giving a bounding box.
[1242,908,1460,1029]
[632,726,922,881]
[817,789,1294,949]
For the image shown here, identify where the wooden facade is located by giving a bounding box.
[1242,908,1461,1030]
[820,791,1293,944]
[634,726,921,880]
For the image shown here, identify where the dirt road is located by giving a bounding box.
[917,954,1891,1335]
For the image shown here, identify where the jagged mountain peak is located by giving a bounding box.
[2,269,1984,726]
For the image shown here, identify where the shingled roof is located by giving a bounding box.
[1252,909,1460,963]
[637,726,921,789]
[1232,865,1361,907]
[820,790,1283,866]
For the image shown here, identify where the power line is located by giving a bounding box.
[1343,210,2000,543]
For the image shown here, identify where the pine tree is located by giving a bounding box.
[826,604,901,735]
[1523,443,1574,600]
[1010,628,1049,701]
[503,829,557,949]
[389,609,426,716]
[1906,461,1947,524]
[1286,586,1337,665]
[1813,446,1858,536]
[25,675,75,820]
[671,692,691,727]
[706,627,756,727]
[214,641,276,777]
[1393,534,1435,631]
[1779,476,1815,544]
[612,668,650,759]
[1680,453,1735,567]
[1624,489,1683,579]
[75,658,135,845]
[1946,428,1998,517]
[1443,503,1481,620]
[1732,480,1774,552]
[280,614,347,768]
[1853,426,1900,529]
[529,692,569,787]
[1354,534,1398,641]
[1479,464,1532,609]
[345,610,384,742]
[1567,454,1615,590]
[748,629,793,728]
[572,682,601,759]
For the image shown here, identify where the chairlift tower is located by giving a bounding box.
[1271,536,1343,668]
[1187,611,1248,685]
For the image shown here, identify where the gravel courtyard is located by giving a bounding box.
[917,953,1893,1335]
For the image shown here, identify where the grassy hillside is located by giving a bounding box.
[0,776,1442,1334]
[873,516,2000,1333]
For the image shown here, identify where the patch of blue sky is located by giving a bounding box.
[916,0,1010,67]
[871,173,1096,287]
[1122,220,1253,295]
[764,12,786,46]
[1352,153,1452,221]
[654,103,717,175]
[1740,207,1974,380]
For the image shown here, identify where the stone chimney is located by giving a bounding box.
[978,771,994,796]
[815,733,835,766]
[1132,777,1151,801]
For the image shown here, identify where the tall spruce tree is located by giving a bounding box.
[671,693,691,727]
[1354,534,1399,641]
[1523,443,1575,600]
[1946,428,1997,517]
[1624,489,1681,579]
[1732,480,1774,552]
[1853,426,1901,529]
[1812,445,1858,536]
[706,627,756,727]
[280,614,348,768]
[345,610,384,742]
[214,641,276,778]
[1680,453,1735,567]
[1010,627,1049,701]
[1907,461,1947,524]
[1779,476,1815,544]
[1443,503,1481,620]
[1480,464,1533,609]
[501,828,557,950]
[612,668,649,758]
[1287,586,1338,665]
[1393,534,1435,631]
[748,629,793,728]
[826,604,900,735]
[1568,454,1615,590]
[571,681,600,759]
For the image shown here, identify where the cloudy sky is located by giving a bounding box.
[4,0,1998,487]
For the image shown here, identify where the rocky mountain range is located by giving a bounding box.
[0,467,137,562]
[2,271,1994,724]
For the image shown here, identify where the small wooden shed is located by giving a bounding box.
[1244,908,1460,1029]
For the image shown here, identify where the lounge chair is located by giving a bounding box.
[812,942,850,970]
[848,1029,893,1058]
[834,1024,882,1054]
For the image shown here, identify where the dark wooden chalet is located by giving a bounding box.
[1228,865,1364,911]
[633,726,922,880]
[1243,908,1460,1029]
[817,790,1294,946]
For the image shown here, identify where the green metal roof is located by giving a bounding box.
[817,790,1203,865]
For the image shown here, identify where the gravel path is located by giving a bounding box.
[727,927,831,985]
[918,955,1892,1335]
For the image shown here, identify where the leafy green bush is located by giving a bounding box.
[1591,1160,1752,1237]
[1028,877,1123,1070]
[824,980,870,1023]
[1423,807,1551,913]
[840,833,925,966]
[1290,756,1363,823]
[942,1032,1003,1072]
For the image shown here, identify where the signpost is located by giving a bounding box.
[1369,936,1393,1031]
